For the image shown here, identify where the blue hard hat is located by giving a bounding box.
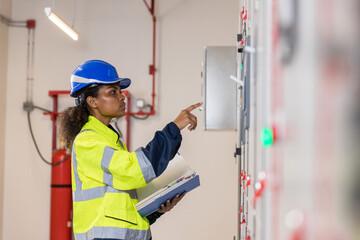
[70,60,131,97]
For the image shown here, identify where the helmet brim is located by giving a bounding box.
[118,78,131,90]
[70,77,131,97]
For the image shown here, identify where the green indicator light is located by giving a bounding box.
[241,64,243,70]
[261,127,273,147]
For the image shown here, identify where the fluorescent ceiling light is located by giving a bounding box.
[44,7,79,41]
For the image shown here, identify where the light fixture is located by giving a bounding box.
[44,7,79,41]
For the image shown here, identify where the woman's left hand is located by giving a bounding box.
[156,192,186,214]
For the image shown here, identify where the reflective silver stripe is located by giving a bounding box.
[73,186,105,202]
[74,226,151,240]
[99,147,137,199]
[73,186,137,202]
[72,130,94,201]
[72,146,82,192]
[73,129,95,191]
[108,187,138,200]
[135,148,156,183]
[71,74,121,84]
[101,146,116,186]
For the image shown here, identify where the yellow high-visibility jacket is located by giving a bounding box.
[71,116,181,240]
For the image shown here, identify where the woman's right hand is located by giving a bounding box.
[173,102,203,131]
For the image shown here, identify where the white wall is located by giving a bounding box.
[0,0,11,238]
[3,0,238,239]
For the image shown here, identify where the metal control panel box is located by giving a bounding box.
[202,46,237,130]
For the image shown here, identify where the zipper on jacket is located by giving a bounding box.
[105,215,138,226]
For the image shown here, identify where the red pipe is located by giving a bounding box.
[151,12,156,113]
[142,0,152,13]
[52,94,58,151]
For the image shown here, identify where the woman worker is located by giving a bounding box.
[58,59,202,240]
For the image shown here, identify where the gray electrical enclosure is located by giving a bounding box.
[202,46,237,130]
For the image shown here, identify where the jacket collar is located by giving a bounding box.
[83,116,120,145]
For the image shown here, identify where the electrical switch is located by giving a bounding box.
[261,125,278,147]
[136,98,146,109]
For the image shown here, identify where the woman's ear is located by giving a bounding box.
[86,96,97,109]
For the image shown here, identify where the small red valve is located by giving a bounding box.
[243,174,251,193]
[26,19,36,29]
[239,215,246,229]
[241,171,247,182]
[240,170,247,186]
[239,169,244,182]
[242,10,248,25]
[246,230,251,240]
[252,171,267,206]
[149,65,155,75]
[238,205,243,217]
[239,170,246,186]
[239,37,245,48]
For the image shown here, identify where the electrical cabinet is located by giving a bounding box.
[202,46,237,130]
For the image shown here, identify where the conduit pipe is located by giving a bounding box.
[0,13,36,104]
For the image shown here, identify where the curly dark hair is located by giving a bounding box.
[58,85,101,150]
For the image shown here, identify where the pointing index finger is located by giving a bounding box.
[185,102,203,112]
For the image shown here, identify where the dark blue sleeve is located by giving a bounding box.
[140,122,182,176]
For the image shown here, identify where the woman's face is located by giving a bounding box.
[88,83,126,124]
